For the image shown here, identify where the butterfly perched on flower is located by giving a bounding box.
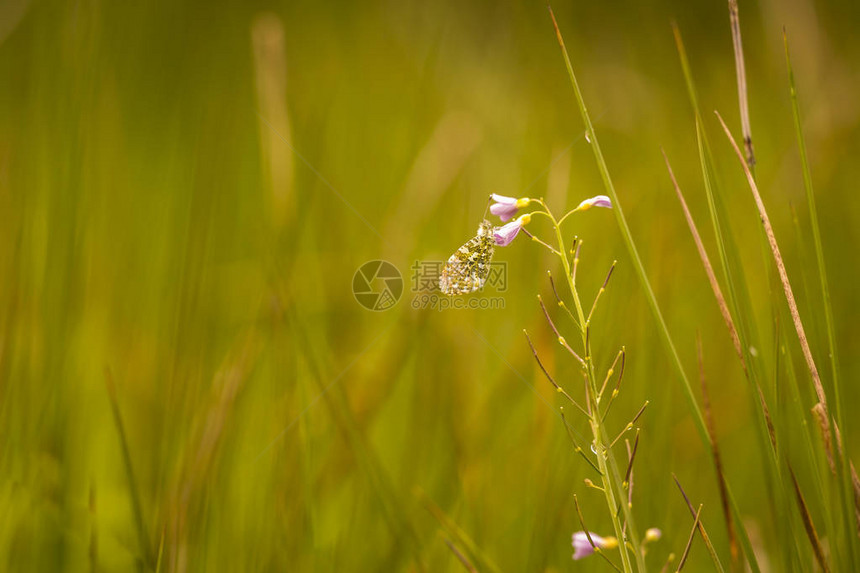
[439,219,496,295]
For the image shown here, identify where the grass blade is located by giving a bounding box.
[548,5,708,451]
[672,475,726,573]
[784,28,844,458]
[677,505,703,572]
[714,112,827,413]
[105,369,152,569]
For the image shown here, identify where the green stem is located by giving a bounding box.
[538,200,645,573]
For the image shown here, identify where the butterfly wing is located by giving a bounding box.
[439,220,495,295]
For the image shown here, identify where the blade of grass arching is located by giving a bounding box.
[105,369,153,570]
[673,26,777,393]
[788,205,820,354]
[549,13,761,572]
[548,5,707,443]
[672,25,738,305]
[715,112,827,430]
[784,29,846,487]
[784,31,841,417]
[673,25,766,385]
[719,7,786,392]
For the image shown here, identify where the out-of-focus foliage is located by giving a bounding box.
[1,0,858,570]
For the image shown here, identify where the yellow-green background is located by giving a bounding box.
[1,0,858,570]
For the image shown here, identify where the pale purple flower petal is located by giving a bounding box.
[493,214,530,247]
[493,220,522,246]
[575,194,613,211]
[490,203,519,222]
[572,532,606,560]
[490,193,517,204]
[489,194,530,222]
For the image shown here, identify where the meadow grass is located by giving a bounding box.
[1,1,859,571]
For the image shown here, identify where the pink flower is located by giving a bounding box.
[572,531,616,560]
[575,194,613,211]
[490,194,530,222]
[493,214,531,247]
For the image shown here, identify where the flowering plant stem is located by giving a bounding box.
[538,199,646,573]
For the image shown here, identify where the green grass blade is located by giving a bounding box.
[548,7,707,446]
[784,30,843,447]
[105,369,153,570]
[787,34,859,560]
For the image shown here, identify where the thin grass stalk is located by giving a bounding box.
[727,0,755,170]
[672,25,746,324]
[788,465,830,572]
[443,537,478,573]
[89,483,98,573]
[662,151,743,368]
[674,28,767,395]
[105,369,153,569]
[784,27,841,425]
[664,149,778,456]
[671,27,794,571]
[676,505,703,572]
[725,4,786,378]
[674,24,775,409]
[673,474,726,573]
[715,112,826,412]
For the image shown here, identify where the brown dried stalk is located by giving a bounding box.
[715,111,827,413]
[727,0,755,168]
[788,465,829,572]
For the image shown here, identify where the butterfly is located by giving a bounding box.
[439,219,496,295]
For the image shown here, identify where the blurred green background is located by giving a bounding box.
[1,0,859,570]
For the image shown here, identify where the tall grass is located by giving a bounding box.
[0,1,857,571]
